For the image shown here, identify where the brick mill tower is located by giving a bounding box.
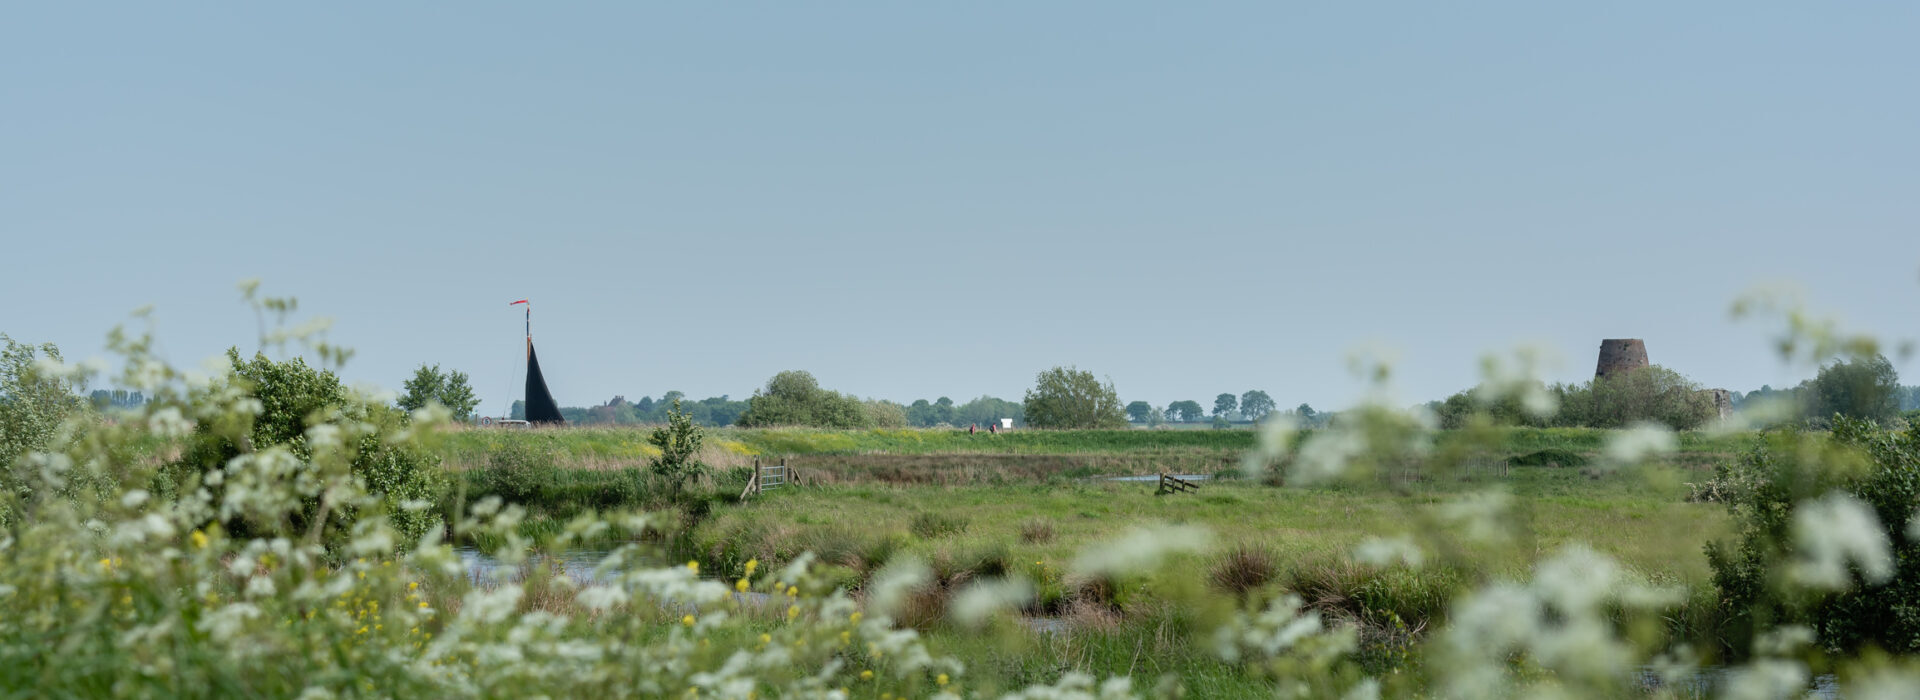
[1595,339,1649,380]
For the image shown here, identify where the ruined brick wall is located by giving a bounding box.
[1701,388,1732,420]
[1595,339,1650,380]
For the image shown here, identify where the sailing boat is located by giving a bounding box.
[510,299,565,425]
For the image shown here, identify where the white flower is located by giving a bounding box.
[1436,489,1512,543]
[1240,413,1298,476]
[462,585,523,624]
[949,577,1034,628]
[575,585,629,612]
[868,558,931,620]
[1292,428,1366,485]
[147,406,194,438]
[1071,525,1210,579]
[1719,658,1809,700]
[1352,536,1424,568]
[1599,422,1676,471]
[1790,491,1893,590]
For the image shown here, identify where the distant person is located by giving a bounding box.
[988,421,998,434]
[968,423,976,435]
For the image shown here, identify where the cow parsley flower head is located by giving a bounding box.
[1599,422,1676,472]
[1790,491,1893,590]
[1070,525,1209,579]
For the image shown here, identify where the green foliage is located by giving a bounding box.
[864,399,908,428]
[1021,366,1127,429]
[479,438,555,505]
[1240,390,1275,421]
[171,348,446,551]
[1168,399,1207,423]
[1706,419,1920,654]
[396,363,479,421]
[734,370,872,428]
[647,399,707,499]
[1556,365,1717,430]
[1213,393,1238,418]
[0,334,85,472]
[1805,353,1901,425]
[1211,415,1232,430]
[1442,366,1718,431]
[1125,400,1153,423]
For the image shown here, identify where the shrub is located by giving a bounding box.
[481,439,555,505]
[1554,365,1717,430]
[1706,418,1920,654]
[171,349,445,552]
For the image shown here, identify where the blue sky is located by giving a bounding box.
[4,2,1916,416]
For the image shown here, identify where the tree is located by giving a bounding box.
[1804,354,1901,424]
[1213,393,1238,419]
[735,370,871,428]
[1,335,84,471]
[933,397,956,426]
[647,398,706,502]
[865,399,909,428]
[1297,403,1317,421]
[1240,390,1275,422]
[396,363,479,421]
[1022,366,1127,429]
[1167,400,1206,423]
[1126,400,1153,423]
[954,396,1023,428]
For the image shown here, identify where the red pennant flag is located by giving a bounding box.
[509,299,529,306]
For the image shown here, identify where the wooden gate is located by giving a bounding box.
[742,458,798,498]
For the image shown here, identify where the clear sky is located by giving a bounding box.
[5,2,1917,416]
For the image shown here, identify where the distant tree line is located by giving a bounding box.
[1730,354,1916,427]
[1434,365,1719,430]
[1432,354,1917,430]
[88,389,147,411]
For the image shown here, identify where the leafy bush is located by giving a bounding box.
[1555,365,1717,430]
[169,348,446,552]
[1706,418,1920,654]
[480,439,554,505]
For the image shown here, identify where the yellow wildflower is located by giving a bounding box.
[682,614,696,627]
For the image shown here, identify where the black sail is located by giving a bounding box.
[524,340,565,425]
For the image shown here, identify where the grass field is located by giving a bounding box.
[437,424,1750,689]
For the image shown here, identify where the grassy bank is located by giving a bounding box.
[442,425,1755,474]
